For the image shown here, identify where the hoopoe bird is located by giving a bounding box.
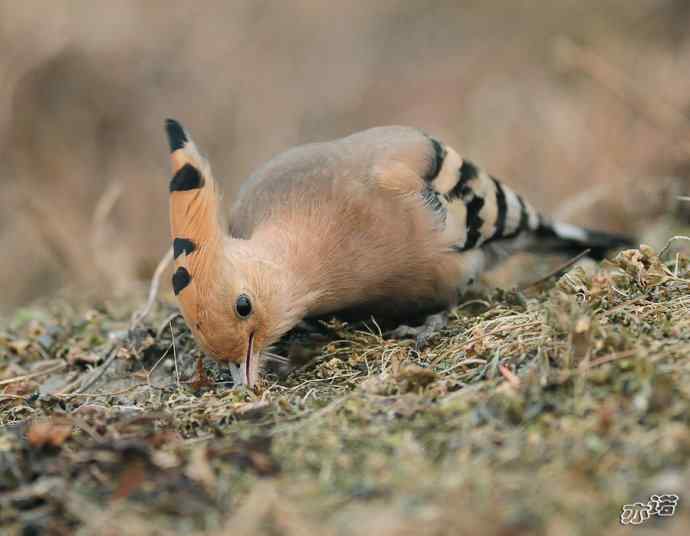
[165,119,633,387]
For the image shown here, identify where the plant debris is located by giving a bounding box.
[1,246,689,535]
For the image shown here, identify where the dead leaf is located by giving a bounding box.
[191,355,213,390]
[112,459,147,501]
[3,379,38,396]
[26,419,72,448]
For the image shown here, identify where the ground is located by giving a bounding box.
[1,244,689,536]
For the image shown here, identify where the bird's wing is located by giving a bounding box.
[362,126,542,253]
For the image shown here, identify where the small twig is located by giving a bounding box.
[678,196,690,203]
[156,312,181,339]
[0,362,67,387]
[519,249,591,291]
[147,343,174,388]
[658,236,690,259]
[456,299,492,311]
[62,384,147,398]
[370,316,383,339]
[0,394,32,402]
[71,346,119,395]
[170,322,180,388]
[69,415,102,441]
[579,349,639,371]
[55,373,88,396]
[263,351,290,364]
[439,358,488,375]
[130,247,174,331]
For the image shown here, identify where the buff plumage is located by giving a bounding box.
[164,119,633,387]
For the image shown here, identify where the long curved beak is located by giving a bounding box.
[227,333,258,388]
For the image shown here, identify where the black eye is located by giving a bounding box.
[235,294,252,318]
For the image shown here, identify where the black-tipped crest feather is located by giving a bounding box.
[173,238,196,259]
[172,266,191,295]
[170,163,204,191]
[165,118,188,152]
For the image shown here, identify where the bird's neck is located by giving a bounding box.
[241,228,327,335]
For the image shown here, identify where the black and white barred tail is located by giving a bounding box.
[532,220,634,261]
[420,133,635,261]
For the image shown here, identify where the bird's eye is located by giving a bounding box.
[235,294,252,318]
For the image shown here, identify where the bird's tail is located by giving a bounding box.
[532,219,635,261]
[431,148,634,261]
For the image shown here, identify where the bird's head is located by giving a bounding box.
[164,119,307,388]
[186,243,308,388]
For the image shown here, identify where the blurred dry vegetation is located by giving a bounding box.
[1,0,689,313]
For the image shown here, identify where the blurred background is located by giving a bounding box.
[1,0,689,313]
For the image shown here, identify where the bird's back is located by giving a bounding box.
[229,126,432,238]
[228,127,460,321]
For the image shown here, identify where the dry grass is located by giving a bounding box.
[1,244,689,535]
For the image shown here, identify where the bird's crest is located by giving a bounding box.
[165,119,225,340]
